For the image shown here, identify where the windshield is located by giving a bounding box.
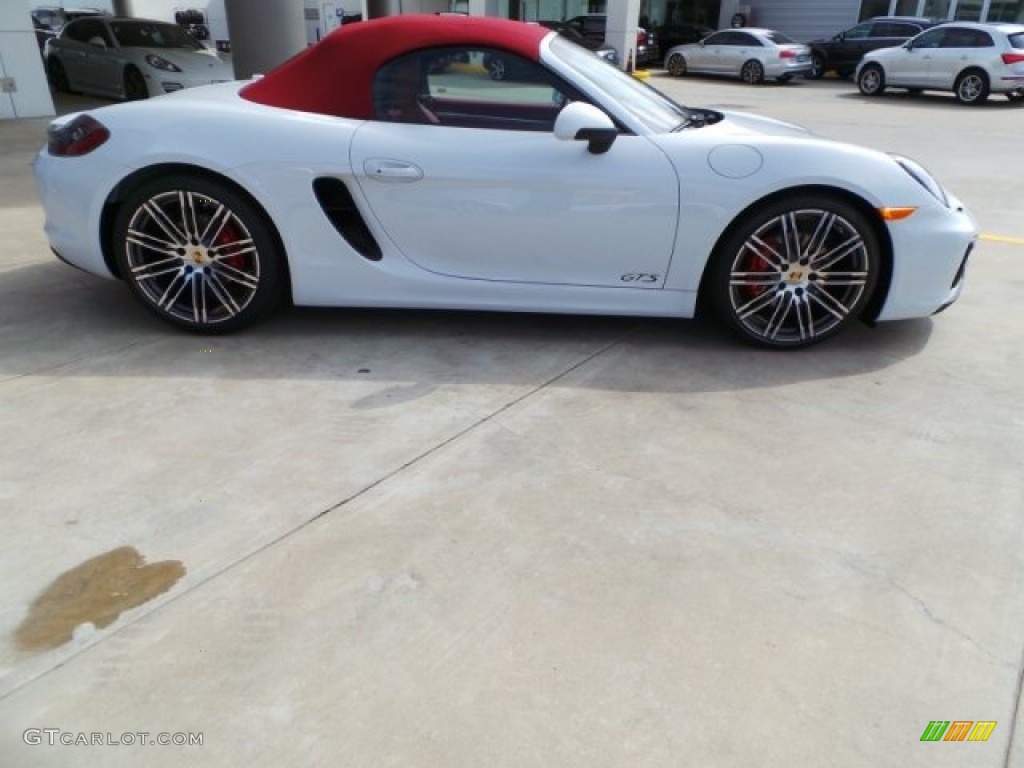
[547,35,690,133]
[110,21,203,50]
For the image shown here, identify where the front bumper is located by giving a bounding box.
[875,191,976,321]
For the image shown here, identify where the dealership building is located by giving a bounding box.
[2,0,1023,120]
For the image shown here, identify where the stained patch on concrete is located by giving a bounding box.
[14,546,185,652]
[350,382,436,410]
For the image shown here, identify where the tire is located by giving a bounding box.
[486,57,506,81]
[954,69,989,105]
[47,57,69,92]
[857,64,885,96]
[740,59,764,85]
[112,175,286,333]
[667,53,687,77]
[806,53,825,80]
[707,194,880,349]
[123,66,149,100]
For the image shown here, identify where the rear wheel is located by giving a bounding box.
[857,64,885,96]
[123,66,148,100]
[707,194,880,349]
[112,175,286,333]
[740,59,764,85]
[667,53,687,77]
[954,69,989,105]
[47,57,69,92]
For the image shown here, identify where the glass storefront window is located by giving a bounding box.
[953,0,983,19]
[923,0,950,17]
[859,0,890,21]
[894,0,919,14]
[987,0,1024,21]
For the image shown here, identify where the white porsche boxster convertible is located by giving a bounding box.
[34,15,976,349]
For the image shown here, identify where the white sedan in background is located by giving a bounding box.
[34,16,975,349]
[664,28,812,84]
[44,16,233,100]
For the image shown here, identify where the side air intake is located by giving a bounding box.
[312,178,382,262]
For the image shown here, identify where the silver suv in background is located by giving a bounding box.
[856,22,1024,104]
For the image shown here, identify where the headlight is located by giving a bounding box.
[891,154,948,207]
[145,54,182,72]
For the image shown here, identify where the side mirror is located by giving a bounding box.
[88,36,107,48]
[553,102,617,154]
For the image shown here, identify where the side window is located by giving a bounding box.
[844,23,872,40]
[911,28,945,48]
[872,23,903,37]
[374,48,578,132]
[734,32,761,46]
[63,19,94,42]
[939,27,986,47]
[968,30,994,46]
[703,32,729,45]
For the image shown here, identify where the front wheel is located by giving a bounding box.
[805,53,825,79]
[123,66,149,100]
[857,64,885,96]
[666,53,687,77]
[954,70,989,105]
[707,195,880,349]
[112,175,286,332]
[47,57,70,92]
[740,59,764,85]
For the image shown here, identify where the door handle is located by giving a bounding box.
[364,159,423,182]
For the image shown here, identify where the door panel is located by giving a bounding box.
[350,124,679,288]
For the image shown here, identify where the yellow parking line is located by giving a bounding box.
[980,233,1024,245]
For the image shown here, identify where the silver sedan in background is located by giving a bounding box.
[664,28,812,84]
[45,16,234,100]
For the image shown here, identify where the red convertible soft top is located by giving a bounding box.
[241,15,549,120]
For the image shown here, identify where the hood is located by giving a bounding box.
[706,110,812,138]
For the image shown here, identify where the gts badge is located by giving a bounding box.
[620,273,660,283]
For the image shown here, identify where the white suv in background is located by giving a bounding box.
[856,22,1024,104]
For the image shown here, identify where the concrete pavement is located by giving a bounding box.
[1,77,1023,767]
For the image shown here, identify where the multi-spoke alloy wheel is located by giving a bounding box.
[113,176,284,332]
[709,195,879,349]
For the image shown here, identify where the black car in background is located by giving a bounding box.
[805,16,938,78]
[563,14,660,66]
[538,20,619,64]
[657,22,714,51]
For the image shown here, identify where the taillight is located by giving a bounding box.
[779,49,797,59]
[47,114,110,157]
[1002,52,1024,64]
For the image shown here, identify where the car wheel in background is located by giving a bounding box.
[740,59,764,85]
[112,175,286,333]
[806,53,825,79]
[124,66,149,100]
[1007,90,1024,103]
[47,57,69,92]
[486,56,507,81]
[857,64,885,96]
[666,53,687,76]
[954,69,989,105]
[776,74,793,84]
[707,194,879,349]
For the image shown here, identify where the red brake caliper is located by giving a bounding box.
[214,221,246,270]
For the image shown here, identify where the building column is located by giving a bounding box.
[0,0,54,119]
[224,0,307,80]
[467,0,501,15]
[605,0,641,70]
